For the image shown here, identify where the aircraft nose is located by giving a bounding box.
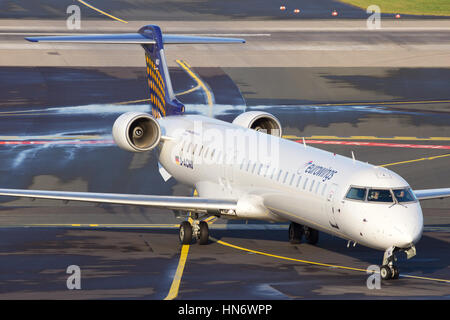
[392,204,423,248]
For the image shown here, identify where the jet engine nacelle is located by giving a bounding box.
[232,111,282,137]
[112,112,161,152]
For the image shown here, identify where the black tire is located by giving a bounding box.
[380,265,392,280]
[199,221,209,245]
[179,221,192,245]
[305,227,319,245]
[289,222,303,244]
[391,266,400,280]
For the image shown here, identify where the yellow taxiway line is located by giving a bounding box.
[212,238,450,284]
[14,223,450,285]
[77,0,128,24]
[164,244,190,300]
[176,59,214,107]
[380,153,450,167]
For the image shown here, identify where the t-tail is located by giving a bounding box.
[26,25,245,118]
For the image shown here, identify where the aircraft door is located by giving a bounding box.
[326,183,340,230]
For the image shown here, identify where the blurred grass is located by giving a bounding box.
[339,0,450,16]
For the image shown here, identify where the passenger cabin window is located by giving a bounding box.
[367,189,393,203]
[303,177,309,190]
[258,164,263,175]
[283,172,288,183]
[346,187,367,201]
[296,176,302,188]
[322,183,327,196]
[269,168,276,179]
[277,170,282,181]
[263,165,270,177]
[309,180,315,192]
[393,188,416,203]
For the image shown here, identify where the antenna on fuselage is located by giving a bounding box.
[302,137,306,148]
[351,151,355,163]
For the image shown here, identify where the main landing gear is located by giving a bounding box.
[179,219,210,245]
[289,222,319,245]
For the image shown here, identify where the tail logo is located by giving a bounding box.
[146,52,166,118]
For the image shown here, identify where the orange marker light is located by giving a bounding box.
[395,14,401,19]
[332,10,338,16]
[294,9,300,14]
[280,6,286,11]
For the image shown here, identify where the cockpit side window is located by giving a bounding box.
[345,187,366,201]
[367,189,393,203]
[393,188,416,203]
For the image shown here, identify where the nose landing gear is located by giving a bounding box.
[380,245,415,280]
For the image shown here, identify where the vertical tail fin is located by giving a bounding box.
[139,25,185,118]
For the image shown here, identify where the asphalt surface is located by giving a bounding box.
[2,20,450,68]
[0,16,448,299]
[1,0,442,20]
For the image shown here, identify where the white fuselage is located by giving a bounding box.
[157,115,423,251]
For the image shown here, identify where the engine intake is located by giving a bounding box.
[112,112,161,152]
[232,111,282,137]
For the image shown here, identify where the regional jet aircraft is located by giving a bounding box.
[1,25,449,280]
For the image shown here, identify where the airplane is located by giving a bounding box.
[0,24,449,281]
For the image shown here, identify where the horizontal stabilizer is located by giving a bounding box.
[26,33,245,44]
[25,33,155,44]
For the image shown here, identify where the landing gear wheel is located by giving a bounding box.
[198,221,209,245]
[289,222,303,244]
[380,265,392,280]
[179,221,193,245]
[304,227,319,245]
[391,266,400,280]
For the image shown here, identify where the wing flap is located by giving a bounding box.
[0,188,236,213]
[413,188,450,201]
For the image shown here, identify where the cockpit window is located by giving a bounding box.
[367,189,393,203]
[346,187,366,201]
[393,188,416,203]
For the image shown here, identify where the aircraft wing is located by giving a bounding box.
[0,188,236,214]
[413,188,450,201]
